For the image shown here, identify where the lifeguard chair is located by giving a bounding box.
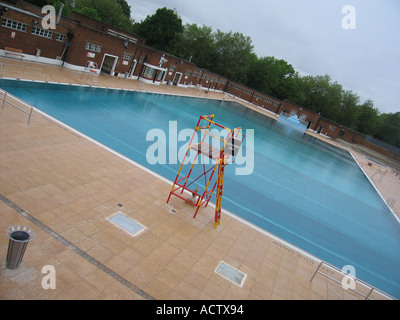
[166,115,244,228]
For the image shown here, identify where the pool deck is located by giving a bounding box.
[1,59,399,300]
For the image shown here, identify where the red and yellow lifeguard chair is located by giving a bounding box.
[166,115,244,228]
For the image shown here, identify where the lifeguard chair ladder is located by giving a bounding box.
[166,115,244,228]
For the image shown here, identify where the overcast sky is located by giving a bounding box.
[127,0,400,114]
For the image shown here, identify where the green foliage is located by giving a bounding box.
[115,0,131,18]
[74,6,100,21]
[74,0,135,32]
[169,24,254,83]
[339,90,360,129]
[134,7,183,51]
[212,30,253,84]
[51,1,73,18]
[169,23,216,70]
[375,113,400,148]
[247,56,296,100]
[46,0,73,17]
[355,100,380,136]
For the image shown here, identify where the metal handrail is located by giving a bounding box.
[0,62,44,77]
[0,88,34,124]
[70,68,98,86]
[310,261,396,300]
[387,198,396,209]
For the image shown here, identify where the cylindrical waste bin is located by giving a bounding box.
[6,225,35,269]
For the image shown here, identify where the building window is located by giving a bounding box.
[142,66,155,79]
[122,53,133,60]
[1,18,27,32]
[56,33,65,42]
[85,42,102,53]
[31,27,53,39]
[299,114,307,121]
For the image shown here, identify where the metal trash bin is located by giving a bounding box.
[6,225,35,269]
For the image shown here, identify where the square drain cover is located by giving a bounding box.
[107,212,146,237]
[215,261,247,287]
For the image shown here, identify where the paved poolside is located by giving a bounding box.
[0,59,399,300]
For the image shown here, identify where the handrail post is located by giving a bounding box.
[27,105,33,125]
[2,91,7,110]
[310,261,323,282]
[365,288,374,300]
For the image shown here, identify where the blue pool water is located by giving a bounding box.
[1,79,400,298]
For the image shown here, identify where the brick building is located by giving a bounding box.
[0,1,70,60]
[224,80,281,114]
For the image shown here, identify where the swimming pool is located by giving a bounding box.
[1,79,399,298]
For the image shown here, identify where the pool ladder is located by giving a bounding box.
[92,72,98,86]
[84,61,98,86]
[385,197,396,214]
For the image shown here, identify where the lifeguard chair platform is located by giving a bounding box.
[166,115,245,228]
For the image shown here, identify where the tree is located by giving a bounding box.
[74,0,135,32]
[375,112,400,148]
[170,23,216,69]
[355,99,380,136]
[212,30,254,83]
[170,24,254,84]
[289,74,315,108]
[289,74,343,122]
[247,56,296,100]
[74,6,100,21]
[245,54,268,92]
[50,0,73,18]
[116,0,131,18]
[134,7,183,51]
[339,90,360,129]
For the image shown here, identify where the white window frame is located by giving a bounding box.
[122,53,133,60]
[142,66,155,79]
[85,42,102,53]
[32,26,53,39]
[56,33,65,42]
[1,18,27,32]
